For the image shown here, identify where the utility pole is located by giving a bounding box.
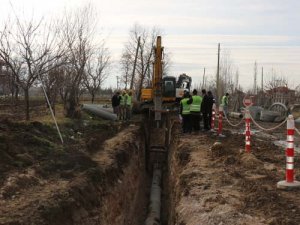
[216,43,220,105]
[202,67,206,90]
[130,36,141,90]
[261,66,264,91]
[235,69,239,91]
[254,61,257,94]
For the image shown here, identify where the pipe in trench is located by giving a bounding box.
[145,167,162,225]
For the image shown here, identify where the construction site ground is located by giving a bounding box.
[1,102,300,225]
[168,119,300,225]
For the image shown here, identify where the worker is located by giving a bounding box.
[207,91,215,129]
[221,93,229,117]
[111,91,121,118]
[180,91,192,133]
[119,90,127,120]
[201,89,210,131]
[190,89,202,132]
[126,90,133,120]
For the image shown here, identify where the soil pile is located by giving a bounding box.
[0,118,147,225]
[169,131,300,225]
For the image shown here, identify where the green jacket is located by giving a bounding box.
[180,98,191,115]
[126,95,132,106]
[190,95,202,112]
[221,95,228,106]
[120,95,125,105]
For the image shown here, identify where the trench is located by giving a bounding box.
[84,118,181,225]
[3,118,181,225]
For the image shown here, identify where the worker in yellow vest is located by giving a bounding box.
[221,93,229,118]
[126,91,133,120]
[180,91,192,133]
[190,89,202,132]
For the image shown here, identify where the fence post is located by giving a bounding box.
[277,115,300,189]
[245,108,251,153]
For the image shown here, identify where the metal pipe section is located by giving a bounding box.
[229,112,243,119]
[145,167,162,225]
[82,104,117,121]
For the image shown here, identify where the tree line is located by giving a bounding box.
[0,5,111,120]
[0,4,167,120]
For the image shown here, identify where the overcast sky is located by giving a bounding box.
[1,0,300,90]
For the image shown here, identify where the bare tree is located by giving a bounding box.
[0,14,65,120]
[42,66,65,115]
[219,50,235,95]
[120,52,132,90]
[121,24,161,99]
[59,5,96,118]
[0,61,13,97]
[265,71,288,90]
[83,46,110,103]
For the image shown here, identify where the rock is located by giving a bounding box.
[264,163,276,171]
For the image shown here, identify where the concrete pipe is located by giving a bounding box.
[82,104,117,121]
[229,112,243,119]
[269,102,288,116]
[249,106,263,121]
[260,110,281,122]
[145,168,162,225]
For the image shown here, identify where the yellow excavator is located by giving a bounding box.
[140,37,192,105]
[141,36,191,172]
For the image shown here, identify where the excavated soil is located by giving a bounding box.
[1,111,300,225]
[168,124,300,225]
[0,118,149,225]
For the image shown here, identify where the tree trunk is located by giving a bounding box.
[24,88,30,120]
[65,89,79,118]
[91,93,95,104]
[14,85,19,104]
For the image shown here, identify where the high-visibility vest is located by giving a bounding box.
[181,98,191,115]
[221,95,228,106]
[190,95,202,112]
[120,95,125,105]
[126,95,132,106]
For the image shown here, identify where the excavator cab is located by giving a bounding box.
[175,73,192,100]
[162,76,176,101]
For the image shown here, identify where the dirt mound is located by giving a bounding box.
[240,152,263,169]
[209,141,237,158]
[169,129,300,225]
[0,117,131,225]
[1,169,40,199]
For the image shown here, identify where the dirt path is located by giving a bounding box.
[169,130,300,225]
